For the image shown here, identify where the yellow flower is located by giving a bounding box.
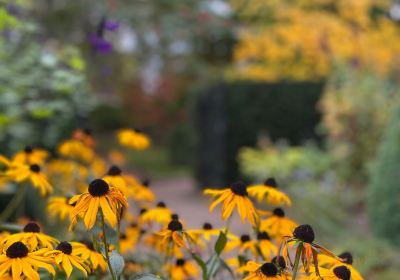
[71,240,107,272]
[256,231,278,259]
[117,128,151,150]
[2,222,58,251]
[5,164,52,196]
[140,201,172,225]
[167,258,199,280]
[12,146,48,165]
[248,178,291,206]
[318,252,363,280]
[72,128,95,148]
[188,222,221,242]
[260,208,297,241]
[119,225,140,254]
[47,196,74,221]
[130,179,155,203]
[242,261,284,280]
[0,241,55,280]
[309,265,351,280]
[102,165,129,194]
[157,220,194,248]
[69,179,127,230]
[204,182,259,226]
[45,241,89,278]
[58,139,94,163]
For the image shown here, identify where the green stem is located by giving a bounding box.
[0,185,27,223]
[292,242,304,280]
[100,210,117,280]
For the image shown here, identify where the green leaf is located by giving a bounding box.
[191,253,207,280]
[214,231,227,255]
[109,251,125,277]
[206,254,222,279]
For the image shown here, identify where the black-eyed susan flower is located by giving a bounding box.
[130,179,155,203]
[260,208,297,242]
[102,165,129,194]
[5,164,52,196]
[242,261,284,280]
[119,227,140,254]
[318,252,363,280]
[167,258,199,280]
[46,241,89,278]
[257,231,278,259]
[248,178,291,206]
[2,222,58,251]
[189,222,221,242]
[69,179,127,230]
[309,265,351,280]
[140,201,172,225]
[47,196,74,221]
[71,240,107,272]
[72,128,95,147]
[0,241,55,279]
[58,139,94,163]
[117,128,151,150]
[226,234,259,257]
[157,220,194,249]
[12,146,49,165]
[204,182,259,226]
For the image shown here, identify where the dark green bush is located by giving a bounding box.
[368,106,400,246]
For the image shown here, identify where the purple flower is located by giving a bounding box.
[88,34,113,54]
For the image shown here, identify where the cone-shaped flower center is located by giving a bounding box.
[120,234,127,240]
[338,252,353,265]
[333,266,351,280]
[88,179,109,197]
[260,262,278,276]
[240,234,251,243]
[157,201,166,208]
[171,213,179,220]
[176,258,185,266]
[140,208,147,215]
[257,231,271,240]
[273,208,285,217]
[203,223,213,230]
[134,128,143,133]
[230,182,248,196]
[6,242,28,258]
[107,165,122,176]
[168,220,183,231]
[293,224,315,243]
[24,146,33,154]
[272,256,286,269]
[142,179,150,187]
[29,164,41,173]
[23,222,40,233]
[264,177,278,188]
[56,241,72,255]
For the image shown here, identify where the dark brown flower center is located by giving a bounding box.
[264,177,278,188]
[83,128,92,135]
[139,208,147,215]
[257,231,270,240]
[142,179,150,187]
[168,220,183,231]
[273,208,285,217]
[6,242,28,258]
[56,241,72,255]
[203,223,213,230]
[260,262,278,276]
[338,252,353,265]
[272,256,286,269]
[157,201,166,208]
[240,234,251,243]
[333,266,351,280]
[171,213,179,220]
[176,258,185,266]
[24,146,33,154]
[88,179,109,197]
[29,164,41,173]
[23,222,40,233]
[120,233,127,240]
[293,224,315,243]
[230,182,248,196]
[107,165,122,176]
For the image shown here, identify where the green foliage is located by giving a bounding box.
[367,106,400,246]
[0,7,94,153]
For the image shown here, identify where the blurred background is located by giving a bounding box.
[2,0,400,278]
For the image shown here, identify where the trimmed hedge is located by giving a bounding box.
[194,81,324,187]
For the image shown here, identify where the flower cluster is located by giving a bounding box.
[0,127,362,279]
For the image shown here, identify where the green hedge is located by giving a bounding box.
[193,81,324,187]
